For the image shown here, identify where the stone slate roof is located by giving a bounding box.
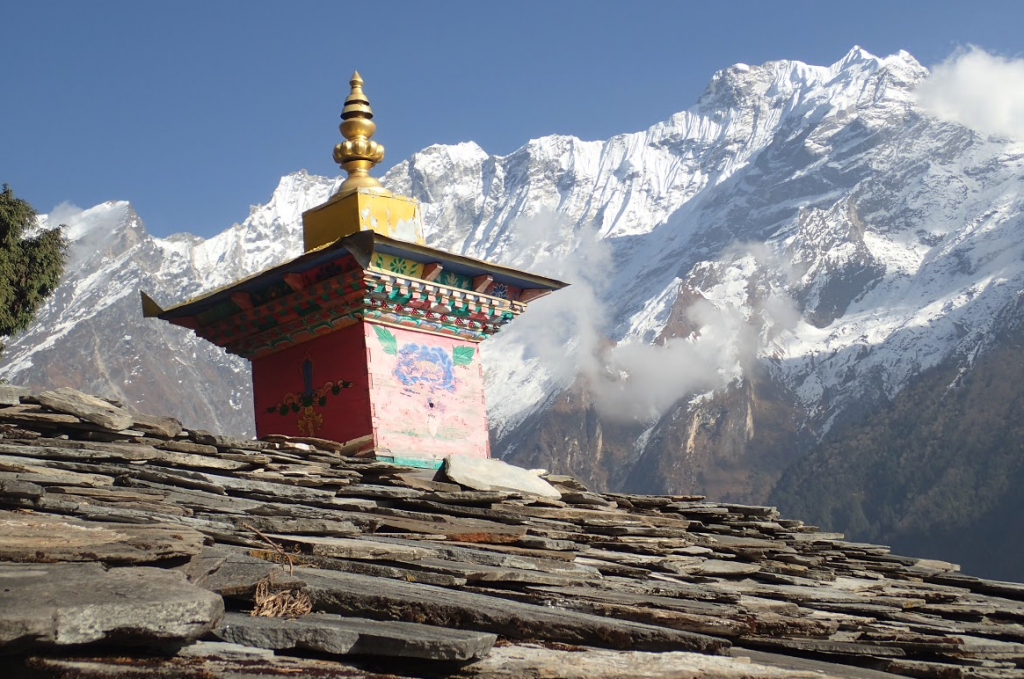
[3,386,1024,679]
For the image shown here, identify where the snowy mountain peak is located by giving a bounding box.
[39,200,135,242]
[698,47,925,115]
[834,45,876,68]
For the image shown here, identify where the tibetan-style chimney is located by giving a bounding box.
[142,73,567,467]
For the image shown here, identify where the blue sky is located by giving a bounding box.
[3,1,1022,239]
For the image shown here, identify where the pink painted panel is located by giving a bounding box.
[252,323,372,442]
[365,323,489,463]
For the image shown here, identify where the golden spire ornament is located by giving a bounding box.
[333,71,391,198]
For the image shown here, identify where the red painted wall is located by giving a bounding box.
[251,322,372,442]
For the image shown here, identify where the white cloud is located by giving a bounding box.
[44,201,83,225]
[492,212,800,424]
[915,47,1024,141]
[587,243,800,423]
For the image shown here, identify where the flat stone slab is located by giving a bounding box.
[336,483,424,499]
[229,515,360,537]
[200,549,307,597]
[0,510,207,563]
[35,387,134,431]
[28,654,386,678]
[459,644,841,678]
[0,404,80,426]
[0,453,114,486]
[177,640,275,658]
[130,412,184,438]
[265,534,438,561]
[441,455,561,499]
[689,560,763,577]
[0,385,30,406]
[406,557,593,586]
[369,513,528,543]
[299,566,728,653]
[0,562,224,651]
[214,611,496,661]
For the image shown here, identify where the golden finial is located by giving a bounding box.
[332,71,391,198]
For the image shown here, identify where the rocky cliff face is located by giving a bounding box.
[5,48,1024,576]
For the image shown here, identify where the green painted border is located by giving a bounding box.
[375,455,443,470]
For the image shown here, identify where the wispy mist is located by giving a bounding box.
[497,214,800,425]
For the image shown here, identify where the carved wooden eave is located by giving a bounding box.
[142,231,567,360]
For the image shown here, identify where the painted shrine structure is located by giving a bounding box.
[142,73,566,467]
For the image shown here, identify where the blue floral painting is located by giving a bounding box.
[394,343,456,392]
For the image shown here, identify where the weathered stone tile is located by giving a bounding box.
[364,512,527,543]
[28,654,395,678]
[0,385,31,406]
[0,453,115,486]
[688,560,763,577]
[927,573,1024,602]
[298,567,728,653]
[404,557,593,586]
[574,556,653,578]
[559,491,617,507]
[227,515,360,537]
[0,562,223,651]
[128,483,261,514]
[0,474,44,499]
[335,483,424,499]
[35,387,134,431]
[388,538,597,575]
[265,534,438,561]
[0,510,207,563]
[514,535,580,551]
[127,467,228,495]
[214,611,497,660]
[175,546,231,585]
[214,473,355,506]
[731,648,900,679]
[739,636,907,658]
[443,540,579,562]
[421,490,512,505]
[388,470,461,492]
[0,404,81,426]
[262,550,468,586]
[453,643,837,679]
[153,438,219,455]
[201,549,307,597]
[0,437,159,461]
[176,640,276,658]
[399,499,534,526]
[45,484,168,503]
[188,430,268,450]
[442,455,561,499]
[129,412,184,438]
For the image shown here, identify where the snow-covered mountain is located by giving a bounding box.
[2,172,341,433]
[5,48,1024,574]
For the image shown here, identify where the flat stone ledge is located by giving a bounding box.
[0,562,224,652]
[34,387,134,431]
[214,611,497,661]
[0,510,207,564]
[454,643,843,678]
[441,455,561,499]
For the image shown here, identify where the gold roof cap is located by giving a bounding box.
[332,71,391,198]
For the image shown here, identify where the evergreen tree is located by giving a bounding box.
[0,184,68,356]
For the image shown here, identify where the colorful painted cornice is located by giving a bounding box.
[142,231,566,360]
